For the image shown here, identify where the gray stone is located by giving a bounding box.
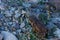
[14,13,21,18]
[51,18,60,23]
[1,31,18,40]
[51,18,60,29]
[22,2,31,8]
[4,10,13,17]
[46,22,56,29]
[0,14,4,19]
[0,4,5,10]
[16,29,21,33]
[0,34,3,40]
[20,22,25,28]
[54,28,60,38]
[28,0,39,3]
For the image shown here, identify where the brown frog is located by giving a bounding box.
[29,15,48,39]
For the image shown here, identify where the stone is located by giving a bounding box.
[0,0,1,3]
[0,4,5,10]
[51,18,60,29]
[22,10,26,14]
[21,28,26,33]
[0,34,3,40]
[46,22,56,30]
[28,0,39,3]
[22,2,31,8]
[0,27,5,31]
[0,14,4,19]
[14,13,21,18]
[16,29,21,33]
[51,18,60,23]
[10,7,16,11]
[1,31,18,40]
[54,28,60,38]
[12,31,17,35]
[4,11,13,17]
[20,22,25,28]
[48,38,60,40]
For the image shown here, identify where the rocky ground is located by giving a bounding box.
[0,0,60,40]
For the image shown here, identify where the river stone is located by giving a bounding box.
[1,31,18,40]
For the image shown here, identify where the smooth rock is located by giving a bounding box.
[54,28,60,38]
[1,31,18,40]
[0,34,3,40]
[20,22,25,28]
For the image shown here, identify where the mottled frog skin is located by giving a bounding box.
[29,15,48,39]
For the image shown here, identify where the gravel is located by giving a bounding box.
[0,0,60,40]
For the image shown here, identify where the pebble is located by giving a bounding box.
[22,10,26,14]
[0,4,5,10]
[12,31,17,35]
[26,0,40,4]
[22,2,31,8]
[15,10,19,14]
[0,27,5,31]
[21,28,27,33]
[0,34,3,40]
[1,31,18,40]
[12,22,16,27]
[46,22,56,29]
[0,0,1,3]
[48,38,60,40]
[14,13,21,18]
[51,18,60,23]
[0,14,4,19]
[10,7,16,11]
[16,29,21,33]
[20,22,25,28]
[4,11,13,17]
[54,28,60,38]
